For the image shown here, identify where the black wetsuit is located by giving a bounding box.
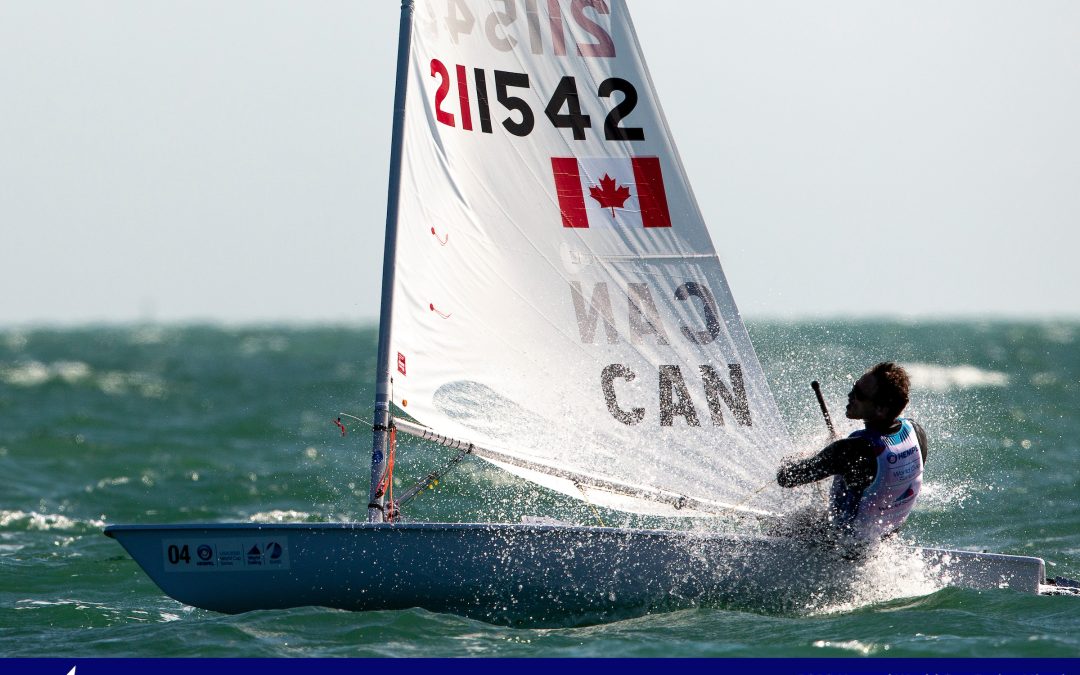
[777,419,929,522]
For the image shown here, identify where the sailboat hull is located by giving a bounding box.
[105,522,1045,626]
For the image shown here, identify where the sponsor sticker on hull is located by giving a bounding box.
[161,537,290,573]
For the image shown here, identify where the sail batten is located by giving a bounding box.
[385,0,791,516]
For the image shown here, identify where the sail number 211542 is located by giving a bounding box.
[431,61,644,142]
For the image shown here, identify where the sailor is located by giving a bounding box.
[775,362,928,542]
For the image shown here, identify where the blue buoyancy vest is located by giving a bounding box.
[830,418,924,540]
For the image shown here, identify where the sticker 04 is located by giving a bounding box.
[162,538,290,573]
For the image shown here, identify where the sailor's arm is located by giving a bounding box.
[776,439,856,488]
[912,419,929,464]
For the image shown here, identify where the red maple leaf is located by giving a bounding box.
[589,174,632,218]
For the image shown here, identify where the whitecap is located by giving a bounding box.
[0,510,107,531]
[96,370,166,399]
[903,362,1009,391]
[53,361,91,383]
[1,361,50,386]
[812,639,882,655]
[84,476,132,494]
[15,598,111,612]
[248,510,312,523]
[0,360,92,386]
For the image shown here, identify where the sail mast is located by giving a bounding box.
[368,0,415,523]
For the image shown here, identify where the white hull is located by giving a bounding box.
[105,522,1046,626]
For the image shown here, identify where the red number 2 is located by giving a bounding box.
[431,59,455,127]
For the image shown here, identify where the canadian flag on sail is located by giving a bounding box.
[551,157,672,229]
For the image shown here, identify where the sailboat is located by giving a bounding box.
[105,0,1060,626]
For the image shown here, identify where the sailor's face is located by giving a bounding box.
[845,373,878,420]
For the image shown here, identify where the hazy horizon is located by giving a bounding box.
[3,311,1078,331]
[3,1,1078,324]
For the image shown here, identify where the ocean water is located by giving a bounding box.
[1,321,1078,657]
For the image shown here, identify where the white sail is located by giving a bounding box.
[387,0,789,515]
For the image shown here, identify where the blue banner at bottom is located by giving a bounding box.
[4,658,1078,675]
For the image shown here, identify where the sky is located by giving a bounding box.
[1,0,1078,325]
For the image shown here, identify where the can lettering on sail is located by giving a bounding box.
[601,363,753,428]
[569,282,722,346]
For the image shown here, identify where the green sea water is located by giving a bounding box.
[1,321,1078,657]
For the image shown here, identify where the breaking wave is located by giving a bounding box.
[903,363,1009,391]
[0,360,166,398]
[0,360,90,386]
[0,510,107,532]
[247,510,314,523]
[14,598,189,625]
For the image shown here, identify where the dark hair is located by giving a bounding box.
[868,362,910,418]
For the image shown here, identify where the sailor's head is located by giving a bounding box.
[846,362,910,424]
